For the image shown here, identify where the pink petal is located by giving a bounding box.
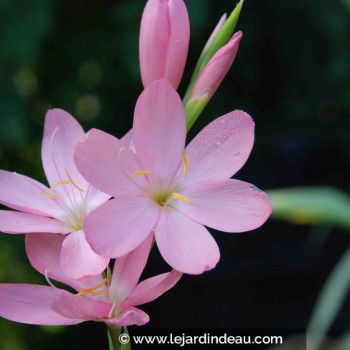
[120,129,135,152]
[107,307,149,326]
[52,290,113,321]
[175,179,272,232]
[183,110,255,185]
[155,210,220,274]
[0,170,61,218]
[84,197,159,258]
[139,0,170,87]
[42,109,88,197]
[60,230,110,279]
[163,0,190,89]
[0,284,82,325]
[0,210,69,234]
[191,32,242,101]
[110,234,153,303]
[25,233,102,292]
[75,128,140,197]
[133,80,186,187]
[120,270,182,311]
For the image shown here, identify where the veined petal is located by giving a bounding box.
[107,307,149,326]
[133,80,186,187]
[75,128,140,197]
[60,230,110,280]
[120,270,182,311]
[0,284,82,326]
[155,210,220,274]
[84,197,159,258]
[175,179,272,232]
[0,210,69,234]
[42,109,89,203]
[52,290,113,321]
[184,110,255,184]
[110,234,153,304]
[25,233,102,292]
[0,170,62,218]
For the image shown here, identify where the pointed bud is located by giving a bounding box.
[190,31,242,102]
[139,0,190,89]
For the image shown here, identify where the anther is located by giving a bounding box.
[181,151,188,176]
[171,193,193,205]
[75,278,108,297]
[130,170,150,179]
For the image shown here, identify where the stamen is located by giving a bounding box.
[172,193,193,205]
[42,191,59,200]
[75,278,108,297]
[130,170,150,179]
[91,290,109,296]
[42,167,85,199]
[181,151,188,176]
[65,167,85,192]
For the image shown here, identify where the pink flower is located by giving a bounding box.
[139,0,190,89]
[189,31,243,103]
[0,233,181,326]
[75,79,272,275]
[0,109,110,279]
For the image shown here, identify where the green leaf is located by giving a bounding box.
[267,187,350,229]
[307,247,350,350]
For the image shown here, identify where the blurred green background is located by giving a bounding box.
[0,0,350,349]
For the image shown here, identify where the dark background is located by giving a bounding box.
[0,0,350,348]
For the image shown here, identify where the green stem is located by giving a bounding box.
[107,325,121,350]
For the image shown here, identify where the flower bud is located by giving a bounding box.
[139,0,190,89]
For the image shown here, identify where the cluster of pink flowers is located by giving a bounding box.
[0,0,271,341]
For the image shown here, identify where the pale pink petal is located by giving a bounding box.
[107,307,149,326]
[0,210,69,234]
[120,270,182,311]
[133,80,186,186]
[42,109,87,195]
[60,230,109,279]
[84,197,159,258]
[155,210,220,274]
[175,179,272,232]
[191,32,242,101]
[183,110,255,185]
[0,284,82,325]
[120,129,135,152]
[52,290,113,321]
[139,0,169,87]
[110,234,153,304]
[0,170,62,218]
[25,233,102,292]
[163,0,190,89]
[75,128,140,197]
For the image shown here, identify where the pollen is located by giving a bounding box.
[181,151,188,176]
[171,192,193,205]
[130,170,150,179]
[65,167,85,192]
[75,278,108,297]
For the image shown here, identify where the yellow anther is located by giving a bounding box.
[181,151,188,176]
[75,278,108,297]
[91,290,109,296]
[65,167,85,192]
[42,167,84,198]
[171,193,193,205]
[42,191,59,200]
[130,170,150,179]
